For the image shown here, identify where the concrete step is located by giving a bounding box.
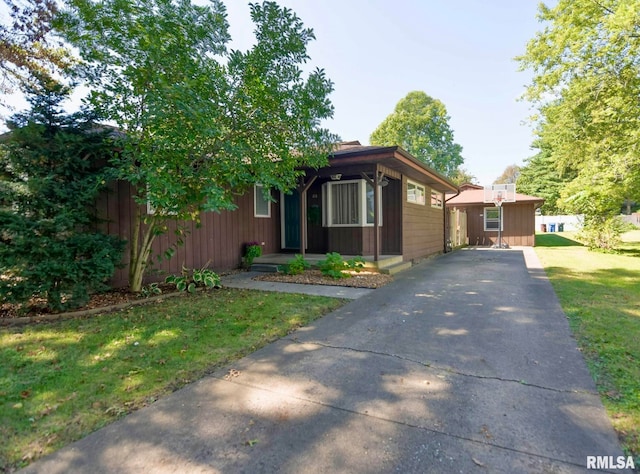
[379,261,412,275]
[373,255,404,269]
[250,263,281,273]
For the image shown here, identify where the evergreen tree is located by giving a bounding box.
[0,78,125,311]
[516,148,572,215]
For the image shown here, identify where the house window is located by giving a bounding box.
[254,184,271,218]
[331,181,359,225]
[407,180,426,205]
[365,182,376,224]
[484,207,502,231]
[431,190,443,209]
[323,179,382,227]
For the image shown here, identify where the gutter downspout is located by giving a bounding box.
[444,189,461,253]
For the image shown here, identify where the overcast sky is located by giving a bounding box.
[1,1,544,186]
[224,0,543,185]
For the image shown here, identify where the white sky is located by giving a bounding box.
[1,1,544,186]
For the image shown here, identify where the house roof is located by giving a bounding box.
[310,141,458,193]
[446,188,544,206]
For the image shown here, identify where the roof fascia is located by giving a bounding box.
[327,146,458,192]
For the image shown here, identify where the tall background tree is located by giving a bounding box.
[518,0,640,248]
[0,0,72,107]
[516,141,576,215]
[370,91,464,177]
[61,0,336,291]
[0,77,124,310]
[493,164,520,184]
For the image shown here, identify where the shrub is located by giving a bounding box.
[165,266,221,294]
[0,228,125,311]
[346,256,366,272]
[287,254,310,275]
[318,252,365,279]
[579,216,633,252]
[243,242,263,267]
[140,283,162,298]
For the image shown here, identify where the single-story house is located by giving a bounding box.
[445,183,544,247]
[99,142,458,287]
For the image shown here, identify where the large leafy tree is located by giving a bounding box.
[449,166,477,186]
[370,91,464,177]
[61,0,336,291]
[0,78,125,310]
[518,0,640,245]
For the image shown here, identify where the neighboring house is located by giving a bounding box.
[99,142,458,287]
[446,183,544,247]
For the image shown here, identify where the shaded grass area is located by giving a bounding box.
[0,288,345,472]
[535,231,640,464]
[620,230,640,258]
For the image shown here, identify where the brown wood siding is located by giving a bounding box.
[362,227,375,255]
[327,227,364,255]
[462,203,535,247]
[98,181,281,288]
[401,176,445,261]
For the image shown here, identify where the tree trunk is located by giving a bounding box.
[129,207,157,292]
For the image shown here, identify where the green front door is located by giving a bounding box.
[283,192,300,249]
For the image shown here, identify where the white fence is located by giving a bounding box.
[620,213,640,227]
[536,214,640,232]
[535,215,583,232]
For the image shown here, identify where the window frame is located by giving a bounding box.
[483,206,503,231]
[322,179,382,227]
[407,180,426,205]
[254,184,271,218]
[431,190,443,209]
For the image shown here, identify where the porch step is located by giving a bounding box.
[250,263,281,273]
[379,261,412,275]
[372,255,404,269]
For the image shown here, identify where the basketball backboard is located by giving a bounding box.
[484,184,516,207]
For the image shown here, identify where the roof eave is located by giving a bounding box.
[325,145,458,193]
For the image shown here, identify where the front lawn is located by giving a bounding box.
[535,231,640,464]
[0,288,345,472]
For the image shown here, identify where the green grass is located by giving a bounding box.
[0,288,345,472]
[535,231,640,464]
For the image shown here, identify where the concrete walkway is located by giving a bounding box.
[21,248,629,473]
[222,271,374,300]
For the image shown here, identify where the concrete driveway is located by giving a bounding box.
[21,248,629,473]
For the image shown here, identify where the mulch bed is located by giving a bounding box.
[0,269,391,324]
[253,269,393,289]
[0,284,176,322]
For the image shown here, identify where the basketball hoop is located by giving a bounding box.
[483,184,516,249]
[484,184,516,206]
